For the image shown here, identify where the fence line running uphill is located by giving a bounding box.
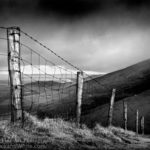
[20,28,108,120]
[0,26,108,125]
[0,26,147,134]
[20,29,106,120]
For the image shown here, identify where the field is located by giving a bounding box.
[82,89,150,133]
[0,112,150,150]
[21,59,150,134]
[0,59,150,149]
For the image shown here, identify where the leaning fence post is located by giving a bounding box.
[7,27,23,123]
[108,88,116,126]
[136,109,139,134]
[123,100,127,130]
[76,71,83,127]
[141,116,144,135]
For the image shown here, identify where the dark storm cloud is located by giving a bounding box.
[38,0,103,17]
[37,0,150,19]
[0,0,105,19]
[1,0,150,17]
[37,0,150,17]
[117,0,150,9]
[37,0,150,14]
[1,0,150,73]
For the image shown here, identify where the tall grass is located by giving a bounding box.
[0,112,149,150]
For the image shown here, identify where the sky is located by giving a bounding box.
[1,0,150,74]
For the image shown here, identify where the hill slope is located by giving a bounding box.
[82,89,150,133]
[35,59,150,118]
[82,59,150,111]
[1,59,150,132]
[0,112,150,150]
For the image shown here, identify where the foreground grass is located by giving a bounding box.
[0,113,150,150]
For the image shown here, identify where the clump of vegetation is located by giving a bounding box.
[0,112,149,150]
[93,124,122,143]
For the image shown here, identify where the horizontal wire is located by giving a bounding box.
[20,29,82,71]
[0,37,7,40]
[23,85,39,94]
[0,53,7,56]
[21,42,76,74]
[23,98,75,108]
[0,28,108,91]
[20,58,72,83]
[0,70,8,71]
[23,73,68,92]
[22,74,64,92]
[20,29,108,90]
[0,27,7,29]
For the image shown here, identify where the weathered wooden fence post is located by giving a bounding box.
[108,88,116,126]
[136,109,139,134]
[76,71,83,127]
[7,27,24,123]
[141,116,144,135]
[123,100,127,130]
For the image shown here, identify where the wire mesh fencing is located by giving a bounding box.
[0,26,147,135]
[0,26,111,122]
[19,28,109,120]
[20,36,77,119]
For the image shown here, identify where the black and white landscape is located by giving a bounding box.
[1,0,150,149]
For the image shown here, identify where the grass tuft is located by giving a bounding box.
[0,112,149,150]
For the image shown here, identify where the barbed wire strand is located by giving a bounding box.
[20,29,109,90]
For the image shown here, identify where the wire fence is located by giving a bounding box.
[19,28,108,119]
[0,26,106,121]
[20,41,77,118]
[0,26,147,134]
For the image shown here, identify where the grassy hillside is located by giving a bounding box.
[82,89,150,133]
[0,112,150,150]
[82,59,150,111]
[32,59,150,119]
[1,59,150,133]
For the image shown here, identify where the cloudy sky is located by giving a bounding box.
[1,0,150,74]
